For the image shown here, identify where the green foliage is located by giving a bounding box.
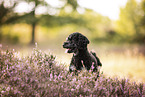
[0,1,18,25]
[39,14,85,27]
[115,0,145,43]
[0,0,82,44]
[66,0,78,10]
[0,46,145,96]
[1,0,144,44]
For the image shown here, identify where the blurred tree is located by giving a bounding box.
[15,0,49,44]
[0,0,112,44]
[140,0,145,31]
[64,0,78,10]
[137,0,145,43]
[14,0,80,44]
[116,0,145,43]
[0,0,19,42]
[0,1,17,25]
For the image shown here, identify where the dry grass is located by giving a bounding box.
[101,52,145,83]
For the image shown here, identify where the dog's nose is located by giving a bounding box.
[63,42,68,47]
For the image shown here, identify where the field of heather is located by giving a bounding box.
[1,0,145,96]
[0,45,145,96]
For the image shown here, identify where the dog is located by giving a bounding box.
[63,32,102,73]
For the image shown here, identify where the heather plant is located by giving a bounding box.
[0,46,145,97]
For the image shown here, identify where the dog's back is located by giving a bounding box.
[91,51,102,67]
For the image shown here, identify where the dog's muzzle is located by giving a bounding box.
[63,42,76,53]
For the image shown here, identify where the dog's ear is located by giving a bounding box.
[77,34,90,49]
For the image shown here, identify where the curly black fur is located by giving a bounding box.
[63,32,102,73]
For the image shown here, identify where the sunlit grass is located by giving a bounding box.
[101,52,145,83]
[1,24,87,44]
[1,24,31,44]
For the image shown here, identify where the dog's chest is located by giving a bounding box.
[73,53,92,62]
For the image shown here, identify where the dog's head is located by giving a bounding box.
[63,32,89,53]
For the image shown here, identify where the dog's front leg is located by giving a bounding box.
[69,56,83,72]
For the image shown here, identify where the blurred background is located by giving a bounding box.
[0,0,145,82]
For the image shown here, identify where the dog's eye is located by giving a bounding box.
[67,37,72,41]
[66,38,68,40]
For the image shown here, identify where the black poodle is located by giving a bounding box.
[63,32,102,73]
